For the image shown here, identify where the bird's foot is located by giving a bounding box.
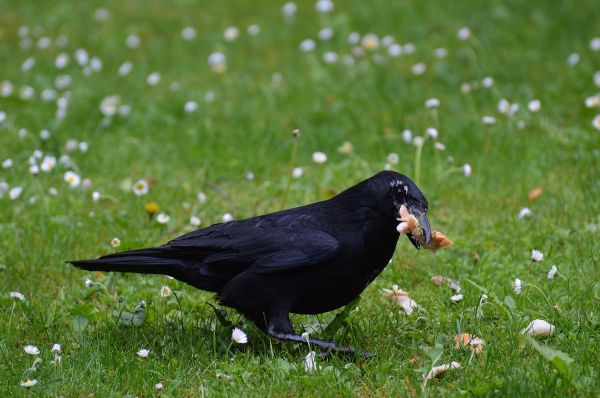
[268,328,371,358]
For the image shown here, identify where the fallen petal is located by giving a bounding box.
[425,361,461,380]
[520,319,555,337]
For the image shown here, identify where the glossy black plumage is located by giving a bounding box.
[71,170,429,354]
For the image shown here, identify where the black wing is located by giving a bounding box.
[167,212,340,275]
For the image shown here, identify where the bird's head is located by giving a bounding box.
[373,171,430,250]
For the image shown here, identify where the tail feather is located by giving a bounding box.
[70,248,185,275]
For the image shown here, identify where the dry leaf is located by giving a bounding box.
[425,361,461,380]
[454,333,485,354]
[528,187,543,201]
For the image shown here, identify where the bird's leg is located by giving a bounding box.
[266,313,357,356]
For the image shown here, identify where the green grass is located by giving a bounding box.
[1,0,600,396]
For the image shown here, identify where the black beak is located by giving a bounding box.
[406,204,431,250]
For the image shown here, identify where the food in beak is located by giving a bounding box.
[396,205,453,251]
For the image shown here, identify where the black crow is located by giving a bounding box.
[71,171,431,354]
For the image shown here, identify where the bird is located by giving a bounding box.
[71,170,431,354]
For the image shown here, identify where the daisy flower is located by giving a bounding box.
[591,37,600,51]
[292,167,303,178]
[208,52,226,73]
[457,26,471,40]
[111,237,121,248]
[51,343,61,353]
[282,2,297,17]
[64,171,81,187]
[132,179,149,196]
[426,127,438,139]
[118,61,133,76]
[247,25,261,36]
[184,100,198,113]
[155,382,164,390]
[434,142,446,151]
[197,192,207,203]
[567,53,579,66]
[137,348,150,358]
[55,53,69,69]
[481,76,494,88]
[299,39,316,52]
[10,291,26,301]
[518,207,532,219]
[514,278,522,294]
[40,156,57,172]
[100,95,120,117]
[92,191,101,202]
[450,294,463,303]
[361,33,379,50]
[160,285,172,297]
[388,44,402,57]
[312,151,327,164]
[315,0,334,13]
[411,63,426,75]
[481,116,496,125]
[1,159,12,169]
[126,34,140,48]
[146,72,161,86]
[190,216,201,227]
[20,379,38,388]
[547,265,558,279]
[231,327,248,344]
[24,345,40,355]
[425,99,440,109]
[402,129,413,143]
[224,26,240,42]
[323,51,338,64]
[531,249,544,262]
[348,32,360,45]
[181,27,197,41]
[318,27,334,41]
[528,99,541,112]
[593,115,600,131]
[463,164,472,177]
[386,153,399,165]
[222,213,234,222]
[156,213,170,224]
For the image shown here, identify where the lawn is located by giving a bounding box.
[1,0,599,396]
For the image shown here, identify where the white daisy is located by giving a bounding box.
[518,208,532,219]
[118,61,133,76]
[481,116,496,125]
[160,285,172,297]
[361,33,379,51]
[411,63,426,76]
[64,171,81,187]
[75,48,89,65]
[40,156,57,172]
[208,52,226,73]
[137,348,150,358]
[2,158,13,169]
[434,142,446,151]
[463,163,472,177]
[184,101,198,114]
[348,32,360,45]
[281,2,297,17]
[224,26,240,42]
[100,95,120,117]
[55,52,69,69]
[146,72,161,86]
[426,127,438,139]
[181,27,197,41]
[386,153,399,165]
[318,27,334,41]
[528,99,541,112]
[584,95,600,108]
[111,237,121,248]
[315,0,334,13]
[481,76,494,88]
[51,343,61,353]
[457,26,471,40]
[222,213,234,222]
[567,52,579,66]
[450,294,463,303]
[24,345,40,355]
[323,51,338,64]
[156,213,170,224]
[547,265,558,279]
[190,216,201,227]
[299,39,316,52]
[155,382,164,390]
[197,191,207,203]
[10,291,26,301]
[433,47,448,58]
[312,151,327,164]
[402,129,413,143]
[40,129,51,140]
[247,25,261,36]
[92,191,101,202]
[292,167,303,178]
[403,43,416,54]
[593,115,600,131]
[591,37,600,51]
[531,249,544,262]
[413,136,424,147]
[388,44,402,57]
[231,327,248,344]
[126,34,141,48]
[20,379,38,388]
[595,71,600,88]
[425,99,440,109]
[132,179,149,196]
[514,278,522,294]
